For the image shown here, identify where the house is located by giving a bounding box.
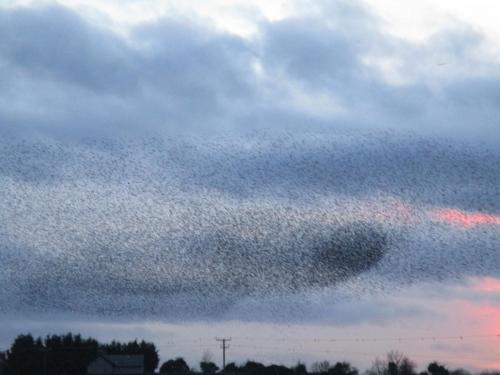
[87,354,144,375]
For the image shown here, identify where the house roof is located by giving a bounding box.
[100,354,144,368]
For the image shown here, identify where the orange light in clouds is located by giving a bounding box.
[434,208,500,227]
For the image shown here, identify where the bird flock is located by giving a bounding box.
[0,130,498,319]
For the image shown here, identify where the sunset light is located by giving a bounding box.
[434,208,500,227]
[0,0,499,373]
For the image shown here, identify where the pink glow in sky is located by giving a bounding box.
[470,277,500,293]
[434,208,500,227]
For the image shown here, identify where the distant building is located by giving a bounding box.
[87,354,144,375]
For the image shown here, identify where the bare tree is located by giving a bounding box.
[366,352,416,375]
[399,357,416,375]
[311,360,331,374]
[387,351,405,367]
[366,357,388,375]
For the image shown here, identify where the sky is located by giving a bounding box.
[0,0,499,372]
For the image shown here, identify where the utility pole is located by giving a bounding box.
[215,337,231,370]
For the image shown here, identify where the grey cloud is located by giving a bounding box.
[0,2,499,141]
[261,19,363,89]
[446,77,500,108]
[0,6,138,94]
[0,5,257,136]
[134,20,256,98]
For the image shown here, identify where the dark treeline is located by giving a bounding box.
[1,334,499,375]
[2,333,158,375]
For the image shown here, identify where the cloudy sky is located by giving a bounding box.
[0,0,499,372]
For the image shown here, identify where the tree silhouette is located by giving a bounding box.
[4,333,162,375]
[294,362,308,375]
[160,357,190,374]
[388,362,398,375]
[44,333,99,375]
[267,364,294,375]
[5,334,42,375]
[240,361,266,375]
[200,361,219,374]
[5,333,99,375]
[367,352,415,375]
[428,362,449,375]
[224,362,240,373]
[328,362,358,375]
[311,361,330,374]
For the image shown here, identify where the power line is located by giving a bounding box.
[110,332,500,348]
[230,343,500,361]
[231,333,500,344]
